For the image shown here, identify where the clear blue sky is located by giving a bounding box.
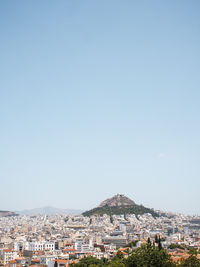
[0,0,200,214]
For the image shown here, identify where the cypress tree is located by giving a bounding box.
[147,237,151,246]
[158,236,162,250]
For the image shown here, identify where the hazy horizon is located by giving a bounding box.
[0,1,200,215]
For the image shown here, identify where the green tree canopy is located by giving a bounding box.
[70,256,103,267]
[180,255,200,267]
[125,244,175,267]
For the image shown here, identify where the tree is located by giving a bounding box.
[69,256,103,267]
[188,248,198,256]
[125,244,176,267]
[101,258,108,265]
[180,255,200,267]
[110,215,113,224]
[155,235,159,244]
[108,260,125,267]
[147,237,151,246]
[158,236,162,251]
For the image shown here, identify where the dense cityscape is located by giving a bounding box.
[1,195,200,266]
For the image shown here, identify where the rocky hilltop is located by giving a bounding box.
[99,194,135,207]
[0,210,18,217]
[83,194,159,217]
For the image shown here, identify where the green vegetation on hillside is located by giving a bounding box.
[82,204,159,217]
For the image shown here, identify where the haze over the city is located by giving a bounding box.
[0,0,200,214]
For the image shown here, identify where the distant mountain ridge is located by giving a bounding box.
[0,210,18,217]
[16,206,82,215]
[83,194,159,217]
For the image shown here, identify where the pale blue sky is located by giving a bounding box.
[0,0,200,214]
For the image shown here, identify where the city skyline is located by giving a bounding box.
[0,1,200,214]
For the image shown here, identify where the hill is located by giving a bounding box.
[82,194,159,217]
[0,210,18,217]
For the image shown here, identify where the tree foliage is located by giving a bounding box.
[70,256,104,267]
[180,255,200,267]
[70,244,200,267]
[125,245,175,267]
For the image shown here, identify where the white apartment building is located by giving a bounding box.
[40,255,56,265]
[75,239,83,252]
[75,239,91,253]
[2,249,18,265]
[25,241,55,251]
